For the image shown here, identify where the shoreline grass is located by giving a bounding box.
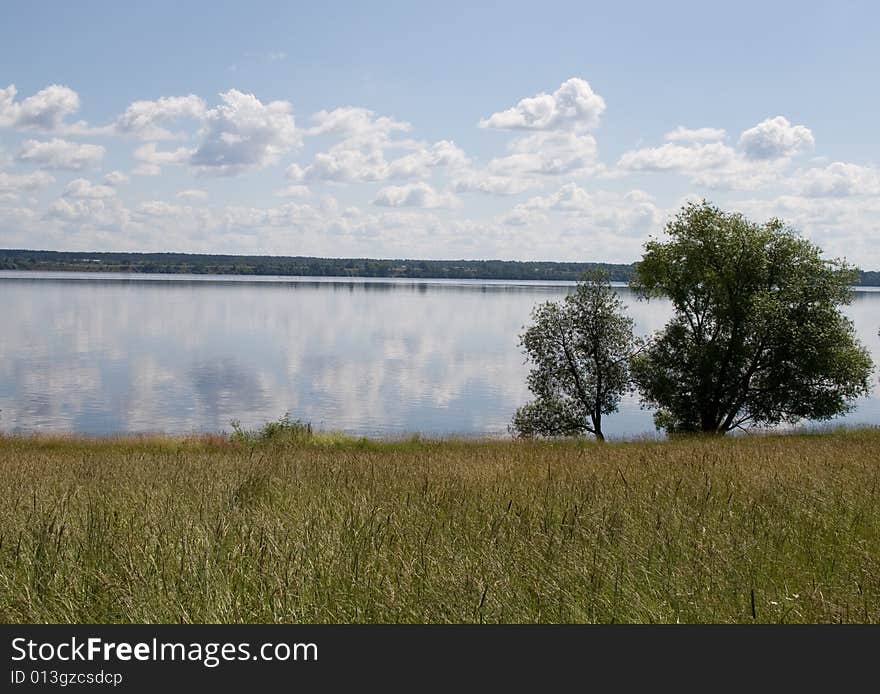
[1,428,878,623]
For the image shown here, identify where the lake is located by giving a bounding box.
[1,270,878,439]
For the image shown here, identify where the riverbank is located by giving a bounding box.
[1,428,878,623]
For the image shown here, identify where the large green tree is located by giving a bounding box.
[631,201,874,434]
[512,272,637,441]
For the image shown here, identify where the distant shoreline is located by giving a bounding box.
[5,248,879,285]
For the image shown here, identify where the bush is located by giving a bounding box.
[229,413,313,445]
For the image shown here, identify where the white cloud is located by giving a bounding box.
[47,196,129,228]
[739,116,814,160]
[114,94,206,139]
[451,130,600,199]
[733,194,880,264]
[373,182,460,208]
[132,143,193,175]
[617,142,736,172]
[664,126,727,143]
[0,205,38,227]
[490,131,600,176]
[0,86,16,124]
[274,184,312,198]
[0,83,81,131]
[103,170,129,186]
[137,200,191,217]
[190,89,299,176]
[3,80,877,267]
[616,116,817,191]
[0,170,55,193]
[790,162,880,197]
[306,107,410,138]
[16,138,105,170]
[616,140,785,192]
[63,178,116,199]
[385,140,469,179]
[451,170,535,196]
[290,141,389,183]
[289,108,464,185]
[291,130,465,184]
[502,183,664,236]
[690,159,787,192]
[175,189,209,201]
[479,78,605,132]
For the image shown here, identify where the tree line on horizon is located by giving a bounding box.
[2,248,879,286]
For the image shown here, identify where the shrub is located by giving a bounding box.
[229,413,313,445]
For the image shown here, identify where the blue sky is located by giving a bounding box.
[1,0,879,265]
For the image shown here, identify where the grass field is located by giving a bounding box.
[1,428,878,623]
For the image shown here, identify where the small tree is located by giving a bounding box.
[631,200,874,434]
[512,272,637,441]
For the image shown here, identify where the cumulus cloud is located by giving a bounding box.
[0,86,15,124]
[732,194,880,264]
[288,108,464,184]
[451,130,600,199]
[0,83,82,132]
[175,189,209,201]
[114,94,206,139]
[373,182,460,208]
[502,183,663,234]
[6,78,879,267]
[490,131,600,176]
[0,205,38,224]
[451,170,535,196]
[479,78,605,132]
[190,89,299,176]
[690,159,788,192]
[790,162,880,197]
[664,126,727,143]
[16,138,105,170]
[288,142,388,183]
[739,116,814,160]
[306,107,410,138]
[63,178,116,199]
[132,143,193,175]
[617,142,736,172]
[274,184,312,198]
[104,170,129,186]
[47,196,129,228]
[616,116,817,191]
[290,110,466,184]
[616,126,792,192]
[0,170,55,193]
[136,200,192,217]
[385,140,469,179]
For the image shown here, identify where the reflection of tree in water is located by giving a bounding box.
[189,357,269,430]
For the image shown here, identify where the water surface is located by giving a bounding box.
[1,271,878,438]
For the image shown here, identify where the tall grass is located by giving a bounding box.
[0,428,878,623]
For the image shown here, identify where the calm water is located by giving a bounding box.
[1,271,878,439]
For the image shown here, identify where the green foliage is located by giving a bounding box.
[512,271,638,440]
[631,201,874,434]
[229,413,312,445]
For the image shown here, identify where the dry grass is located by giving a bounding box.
[0,428,878,623]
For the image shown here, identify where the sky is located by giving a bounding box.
[1,0,879,266]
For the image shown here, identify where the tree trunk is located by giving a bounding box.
[592,413,605,442]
